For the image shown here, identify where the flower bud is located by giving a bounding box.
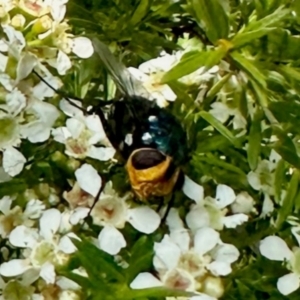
[202,276,224,298]
[32,15,52,35]
[11,14,26,29]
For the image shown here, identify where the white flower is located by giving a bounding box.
[259,235,300,295]
[52,114,115,161]
[231,191,255,214]
[247,160,274,195]
[182,175,204,203]
[72,166,161,255]
[128,66,176,107]
[131,209,238,299]
[210,102,246,130]
[2,146,26,176]
[0,196,45,238]
[92,186,161,255]
[0,209,76,283]
[0,115,21,149]
[186,184,250,231]
[75,163,102,198]
[71,37,94,59]
[21,100,60,143]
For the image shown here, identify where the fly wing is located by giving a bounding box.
[92,38,150,98]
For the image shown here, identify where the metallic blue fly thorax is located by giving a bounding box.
[141,111,187,164]
[107,96,187,164]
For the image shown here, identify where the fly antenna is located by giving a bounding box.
[32,69,88,113]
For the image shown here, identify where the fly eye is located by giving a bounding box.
[131,149,166,170]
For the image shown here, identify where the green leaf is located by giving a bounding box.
[71,239,124,283]
[195,134,231,153]
[273,127,300,169]
[230,52,266,88]
[274,159,286,204]
[196,153,247,176]
[247,108,262,170]
[275,170,299,228]
[245,6,289,32]
[189,0,229,43]
[161,47,227,83]
[0,179,27,197]
[129,287,195,299]
[278,65,300,83]
[125,236,154,283]
[129,0,150,27]
[232,28,275,49]
[205,73,232,102]
[198,111,238,146]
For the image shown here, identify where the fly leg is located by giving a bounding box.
[161,193,176,223]
[81,178,106,228]
[155,197,165,214]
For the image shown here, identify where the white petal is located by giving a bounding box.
[87,146,116,161]
[0,52,8,72]
[277,273,300,295]
[30,100,60,126]
[52,127,71,143]
[191,294,217,300]
[210,102,230,123]
[98,226,126,255]
[20,121,51,143]
[85,115,105,137]
[50,2,66,22]
[66,118,84,139]
[154,235,181,270]
[259,236,292,261]
[0,259,30,276]
[2,146,26,176]
[6,88,26,116]
[222,214,249,228]
[75,164,102,197]
[260,193,274,218]
[127,206,160,234]
[58,233,79,254]
[59,99,84,118]
[16,52,37,81]
[39,209,61,240]
[56,51,72,75]
[194,227,220,255]
[170,229,190,252]
[207,261,232,276]
[40,262,55,284]
[21,268,40,286]
[0,196,13,214]
[69,207,90,225]
[215,184,236,209]
[166,208,184,230]
[291,227,300,247]
[9,225,38,248]
[56,276,80,290]
[231,192,254,214]
[128,67,149,82]
[182,175,204,203]
[33,75,60,99]
[130,272,162,289]
[212,243,240,264]
[24,199,45,219]
[72,37,94,58]
[186,206,210,231]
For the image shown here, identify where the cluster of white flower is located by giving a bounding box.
[0,2,259,300]
[127,179,255,299]
[0,0,94,179]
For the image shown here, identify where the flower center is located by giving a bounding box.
[31,241,56,267]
